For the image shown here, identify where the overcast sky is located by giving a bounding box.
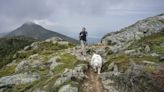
[0,0,164,39]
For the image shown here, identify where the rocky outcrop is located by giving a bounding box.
[45,37,69,45]
[0,72,40,88]
[102,13,164,53]
[15,60,30,73]
[100,61,163,92]
[48,56,62,70]
[58,84,78,92]
[54,64,88,88]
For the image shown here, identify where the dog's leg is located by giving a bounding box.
[98,66,101,74]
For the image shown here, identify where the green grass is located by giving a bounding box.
[0,65,16,77]
[0,36,36,68]
[128,30,164,55]
[103,53,160,72]
[52,53,78,74]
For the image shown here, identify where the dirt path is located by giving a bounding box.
[80,67,106,92]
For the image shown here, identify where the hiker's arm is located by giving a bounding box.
[79,32,81,40]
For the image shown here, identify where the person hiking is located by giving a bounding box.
[79,27,87,55]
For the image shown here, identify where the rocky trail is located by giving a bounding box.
[80,67,106,92]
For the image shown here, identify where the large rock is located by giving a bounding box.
[124,49,136,55]
[160,42,164,47]
[159,56,164,62]
[58,84,78,92]
[54,64,88,87]
[101,14,164,52]
[144,45,150,53]
[15,60,30,73]
[0,72,40,88]
[48,56,61,70]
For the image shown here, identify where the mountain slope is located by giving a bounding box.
[102,13,164,53]
[6,22,78,44]
[0,36,36,68]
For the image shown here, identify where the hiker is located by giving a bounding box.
[79,27,87,55]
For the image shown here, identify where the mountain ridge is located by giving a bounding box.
[101,13,164,52]
[6,22,79,44]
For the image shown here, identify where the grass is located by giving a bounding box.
[0,65,16,78]
[128,30,164,55]
[52,53,78,74]
[103,53,160,72]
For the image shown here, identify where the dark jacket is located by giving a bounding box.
[79,31,87,41]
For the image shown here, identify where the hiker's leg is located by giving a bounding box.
[83,41,87,55]
[80,40,84,54]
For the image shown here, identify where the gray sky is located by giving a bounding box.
[0,0,164,39]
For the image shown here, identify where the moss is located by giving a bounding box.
[104,52,160,72]
[152,45,164,55]
[128,31,164,53]
[103,54,130,72]
[0,65,16,77]
[52,53,78,74]
[11,83,35,92]
[144,65,157,73]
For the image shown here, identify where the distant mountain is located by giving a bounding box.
[0,32,8,38]
[6,22,78,44]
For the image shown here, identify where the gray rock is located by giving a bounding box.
[100,72,120,92]
[31,60,44,69]
[142,60,156,65]
[107,62,115,71]
[58,84,78,92]
[160,42,164,47]
[54,64,88,87]
[30,42,39,49]
[30,88,46,92]
[145,45,150,53]
[101,14,164,52]
[0,72,40,88]
[45,37,63,43]
[15,60,30,73]
[28,54,39,59]
[113,65,119,72]
[159,56,164,62]
[124,49,136,55]
[24,46,31,51]
[48,56,61,70]
[151,53,159,57]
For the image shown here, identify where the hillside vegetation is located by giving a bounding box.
[0,36,36,68]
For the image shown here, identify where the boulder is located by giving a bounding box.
[107,62,115,71]
[145,45,150,53]
[159,56,164,62]
[15,60,30,73]
[45,37,63,43]
[30,42,40,49]
[58,84,78,92]
[0,72,40,88]
[124,49,136,55]
[54,64,88,87]
[160,42,164,47]
[151,53,159,57]
[48,56,61,70]
[142,60,156,65]
[24,45,31,51]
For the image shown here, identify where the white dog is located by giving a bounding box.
[90,53,102,74]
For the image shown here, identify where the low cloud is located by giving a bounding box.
[0,0,164,39]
